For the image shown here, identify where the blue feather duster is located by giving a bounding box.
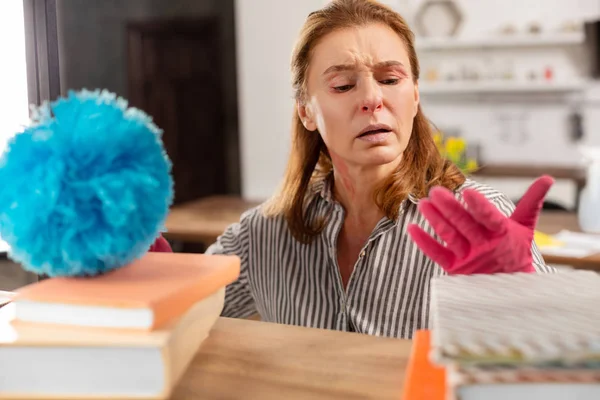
[0,89,173,277]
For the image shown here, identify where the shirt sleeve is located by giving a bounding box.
[148,234,173,253]
[205,211,258,318]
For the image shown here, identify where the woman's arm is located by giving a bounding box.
[205,213,257,319]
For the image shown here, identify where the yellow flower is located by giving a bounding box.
[445,137,466,158]
[465,159,478,173]
[432,132,477,175]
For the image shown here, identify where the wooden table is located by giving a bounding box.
[537,212,582,234]
[165,196,261,244]
[171,317,411,399]
[165,197,600,270]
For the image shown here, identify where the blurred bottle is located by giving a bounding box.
[578,146,600,233]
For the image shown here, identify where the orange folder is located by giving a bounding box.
[402,330,446,400]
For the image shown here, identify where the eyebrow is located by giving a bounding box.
[322,60,405,76]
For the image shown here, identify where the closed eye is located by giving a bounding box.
[333,84,354,93]
[334,78,399,92]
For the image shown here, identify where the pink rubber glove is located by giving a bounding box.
[407,175,554,275]
[149,234,173,253]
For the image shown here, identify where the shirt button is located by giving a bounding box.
[359,250,366,258]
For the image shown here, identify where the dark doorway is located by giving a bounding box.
[127,17,239,205]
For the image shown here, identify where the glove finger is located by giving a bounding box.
[511,175,554,230]
[429,186,487,245]
[417,200,470,259]
[407,224,455,268]
[463,189,507,233]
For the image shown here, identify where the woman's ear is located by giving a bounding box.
[413,82,420,118]
[297,101,318,131]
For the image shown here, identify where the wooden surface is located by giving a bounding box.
[537,212,582,234]
[164,196,261,244]
[171,317,412,399]
[473,164,586,186]
[165,197,600,270]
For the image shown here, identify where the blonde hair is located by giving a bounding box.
[264,0,465,243]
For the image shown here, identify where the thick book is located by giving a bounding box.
[12,252,240,330]
[446,364,600,400]
[430,270,600,366]
[429,270,600,400]
[402,331,600,400]
[0,287,225,399]
[0,291,14,308]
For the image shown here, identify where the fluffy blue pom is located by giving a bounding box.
[0,89,173,277]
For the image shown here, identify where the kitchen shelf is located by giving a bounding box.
[419,80,585,94]
[416,32,584,50]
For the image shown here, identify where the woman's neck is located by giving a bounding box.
[333,170,381,224]
[330,156,400,228]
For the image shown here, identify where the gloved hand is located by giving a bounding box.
[407,175,554,275]
[149,234,173,253]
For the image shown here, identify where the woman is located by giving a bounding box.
[201,0,555,339]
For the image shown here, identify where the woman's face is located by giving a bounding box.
[299,23,419,169]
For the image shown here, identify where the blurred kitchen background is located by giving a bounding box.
[2,0,600,287]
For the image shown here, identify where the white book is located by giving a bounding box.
[0,287,224,399]
[430,270,600,367]
[447,365,600,400]
[430,271,600,400]
[455,383,600,400]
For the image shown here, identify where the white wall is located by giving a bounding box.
[235,0,600,207]
[0,0,29,253]
[0,1,29,150]
[235,0,326,200]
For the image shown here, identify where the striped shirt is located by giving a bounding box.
[206,175,554,339]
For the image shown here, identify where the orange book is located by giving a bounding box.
[402,330,447,400]
[12,252,240,331]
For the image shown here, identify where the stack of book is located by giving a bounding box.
[0,291,14,308]
[404,270,600,400]
[0,252,240,399]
